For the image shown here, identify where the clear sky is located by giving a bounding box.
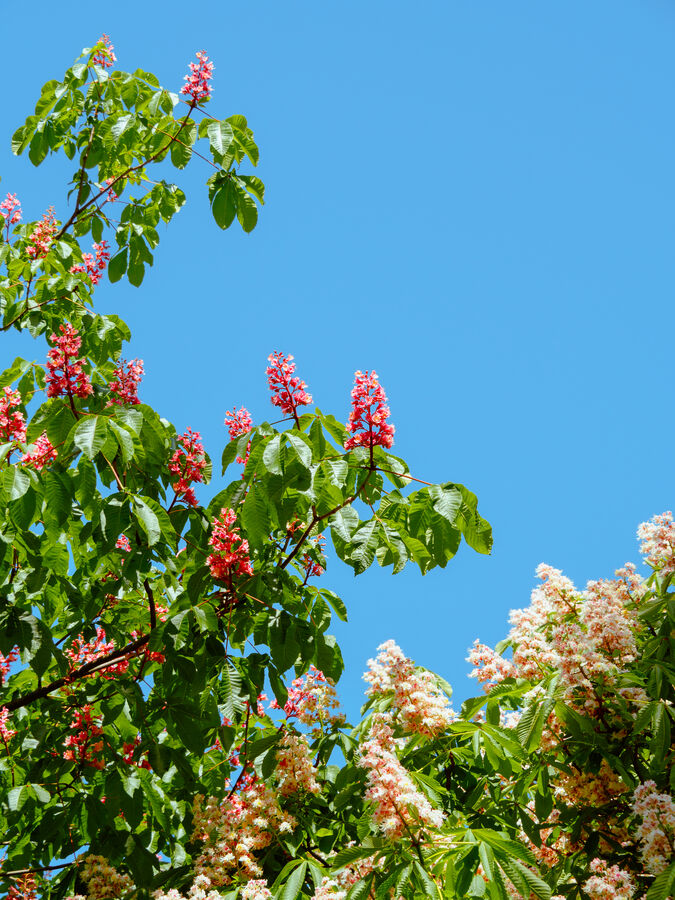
[2,2,674,719]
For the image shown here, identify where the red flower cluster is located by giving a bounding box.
[0,646,19,685]
[207,507,254,586]
[63,706,105,769]
[225,406,253,464]
[0,707,16,743]
[20,432,57,471]
[0,387,26,445]
[46,324,93,400]
[344,370,395,452]
[266,352,312,421]
[302,534,326,578]
[180,51,214,103]
[103,177,119,202]
[92,34,116,68]
[0,193,21,240]
[64,626,130,679]
[122,736,151,770]
[107,358,144,406]
[116,534,131,553]
[26,207,57,259]
[7,873,35,900]
[69,240,110,285]
[168,428,207,507]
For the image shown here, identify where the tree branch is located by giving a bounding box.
[2,634,150,712]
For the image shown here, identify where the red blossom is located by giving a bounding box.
[0,387,26,445]
[180,51,214,103]
[225,406,253,464]
[64,626,130,679]
[344,370,395,452]
[122,736,151,770]
[20,432,57,470]
[116,534,131,553]
[92,34,116,68]
[168,428,207,506]
[70,240,110,285]
[301,534,326,578]
[7,873,35,900]
[266,352,312,422]
[107,358,144,406]
[26,207,57,259]
[207,507,253,587]
[103,177,119,202]
[0,646,19,686]
[0,193,21,240]
[0,707,16,743]
[46,324,93,400]
[63,705,105,769]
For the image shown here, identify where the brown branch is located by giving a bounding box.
[279,468,373,570]
[227,705,251,799]
[1,292,88,333]
[144,578,157,631]
[55,103,197,240]
[2,862,74,877]
[2,634,150,712]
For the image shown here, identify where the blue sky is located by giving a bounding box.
[2,2,675,719]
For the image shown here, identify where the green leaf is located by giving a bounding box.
[647,861,675,900]
[30,783,50,804]
[72,416,110,459]
[329,506,359,542]
[7,785,26,811]
[516,699,554,753]
[347,519,381,574]
[212,180,237,230]
[242,483,273,549]
[133,496,160,546]
[287,433,312,469]
[346,877,373,900]
[279,861,307,900]
[43,470,72,525]
[0,357,33,389]
[234,180,258,232]
[3,467,30,500]
[413,861,440,899]
[111,113,134,140]
[320,589,348,622]
[207,120,234,158]
[262,434,283,474]
[108,248,128,283]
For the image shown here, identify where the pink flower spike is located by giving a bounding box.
[0,387,27,445]
[225,406,253,464]
[207,507,253,588]
[107,358,144,406]
[103,177,119,202]
[0,193,21,240]
[266,352,312,423]
[26,207,58,260]
[168,428,207,506]
[344,369,395,452]
[92,34,116,69]
[0,707,16,743]
[45,324,93,400]
[21,432,57,471]
[0,646,19,686]
[70,240,110,285]
[180,51,214,103]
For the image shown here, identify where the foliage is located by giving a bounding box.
[3,35,672,900]
[0,38,496,899]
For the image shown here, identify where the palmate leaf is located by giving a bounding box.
[280,862,308,900]
[647,861,675,900]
